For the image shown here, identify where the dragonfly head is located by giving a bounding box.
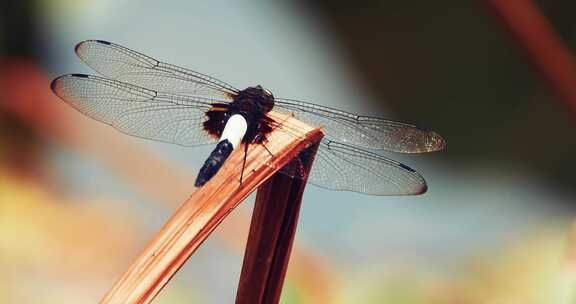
[253,85,274,98]
[238,85,275,113]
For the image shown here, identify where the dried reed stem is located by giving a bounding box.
[99,111,322,304]
[236,141,321,304]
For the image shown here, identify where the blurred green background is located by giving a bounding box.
[1,1,576,303]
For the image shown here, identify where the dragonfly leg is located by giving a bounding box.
[239,143,249,185]
[254,134,274,158]
[262,142,273,157]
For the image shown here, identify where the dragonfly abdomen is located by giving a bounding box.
[195,114,247,187]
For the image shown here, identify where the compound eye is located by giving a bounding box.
[264,89,273,97]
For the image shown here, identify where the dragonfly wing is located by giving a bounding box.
[274,98,445,153]
[51,74,223,146]
[74,40,238,99]
[306,140,428,195]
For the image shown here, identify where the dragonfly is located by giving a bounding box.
[50,40,445,196]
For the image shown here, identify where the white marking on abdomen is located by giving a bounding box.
[219,114,248,149]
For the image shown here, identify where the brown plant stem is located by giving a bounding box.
[99,111,323,304]
[236,142,321,304]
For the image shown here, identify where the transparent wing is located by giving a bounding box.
[51,73,224,146]
[74,40,239,99]
[274,98,445,153]
[74,40,445,154]
[307,140,427,195]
